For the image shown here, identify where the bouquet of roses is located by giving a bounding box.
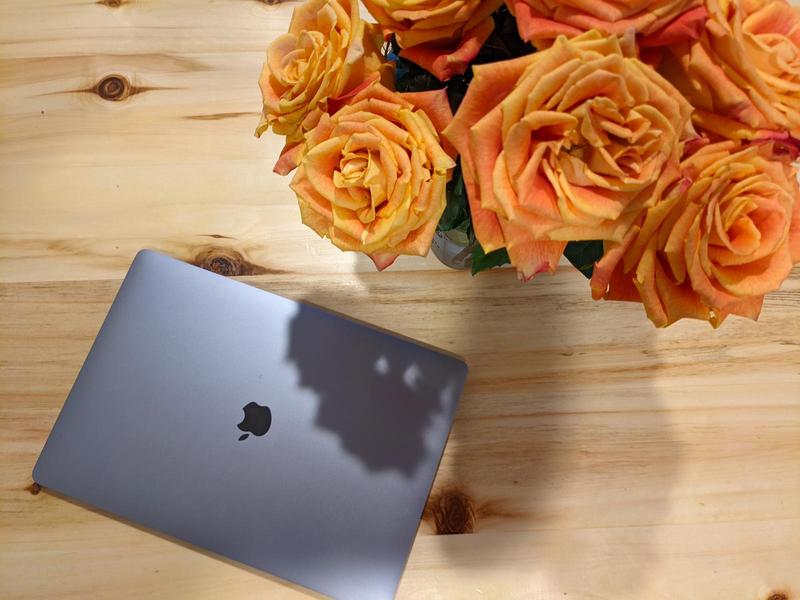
[256,0,800,328]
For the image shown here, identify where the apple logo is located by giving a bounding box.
[237,402,272,441]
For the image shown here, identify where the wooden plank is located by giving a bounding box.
[0,1,302,59]
[0,0,442,282]
[0,160,444,283]
[2,267,798,599]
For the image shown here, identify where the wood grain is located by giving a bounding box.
[2,268,799,599]
[1,1,800,599]
[0,0,441,283]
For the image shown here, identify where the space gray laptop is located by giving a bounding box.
[33,249,467,600]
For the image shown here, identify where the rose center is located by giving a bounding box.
[563,100,657,181]
[726,215,761,254]
[759,33,800,61]
[707,177,771,257]
[332,146,394,224]
[337,150,370,187]
[282,31,328,85]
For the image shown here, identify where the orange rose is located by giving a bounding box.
[443,31,694,281]
[507,0,707,48]
[362,0,504,81]
[591,139,800,327]
[290,83,455,270]
[660,0,800,140]
[256,0,392,174]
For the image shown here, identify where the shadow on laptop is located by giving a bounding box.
[285,302,461,479]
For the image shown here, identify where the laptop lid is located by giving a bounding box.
[33,250,467,600]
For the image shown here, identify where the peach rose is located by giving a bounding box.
[256,0,392,174]
[660,0,800,140]
[290,83,456,270]
[443,31,694,281]
[507,0,707,48]
[591,139,800,327]
[362,0,504,81]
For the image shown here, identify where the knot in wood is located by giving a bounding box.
[193,246,269,276]
[426,488,475,534]
[205,255,239,276]
[194,247,245,276]
[96,75,129,101]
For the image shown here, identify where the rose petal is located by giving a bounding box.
[368,252,399,271]
[470,108,509,216]
[510,0,583,44]
[653,260,712,325]
[400,17,495,81]
[591,225,640,300]
[790,187,800,263]
[640,6,709,47]
[400,88,456,156]
[500,218,565,281]
[443,52,538,159]
[274,141,306,176]
[712,242,794,296]
[710,294,764,327]
[634,235,670,326]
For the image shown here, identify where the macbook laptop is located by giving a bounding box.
[33,250,467,599]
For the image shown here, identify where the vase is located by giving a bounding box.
[431,229,474,270]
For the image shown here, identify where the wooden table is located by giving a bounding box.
[1,2,798,599]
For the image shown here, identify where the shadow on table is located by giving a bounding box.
[343,253,683,598]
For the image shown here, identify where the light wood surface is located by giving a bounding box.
[1,2,799,600]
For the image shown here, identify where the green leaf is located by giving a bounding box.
[438,163,469,233]
[437,201,463,232]
[472,244,510,275]
[563,240,604,278]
